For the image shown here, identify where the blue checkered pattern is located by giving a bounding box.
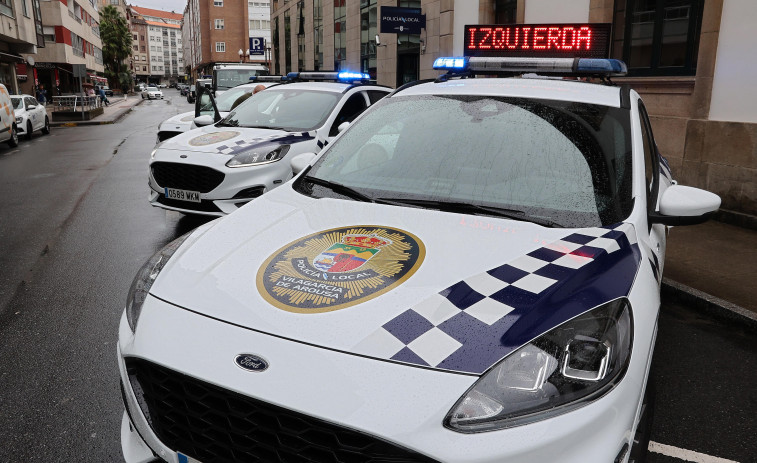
[214,132,313,155]
[353,222,640,374]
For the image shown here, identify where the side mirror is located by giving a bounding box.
[27,105,37,110]
[337,121,350,133]
[290,152,317,175]
[649,185,721,226]
[193,115,214,127]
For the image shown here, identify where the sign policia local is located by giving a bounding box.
[380,6,426,35]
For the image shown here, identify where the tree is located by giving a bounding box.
[100,5,132,91]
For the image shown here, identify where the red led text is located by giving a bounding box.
[469,26,594,52]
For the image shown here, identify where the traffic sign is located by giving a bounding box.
[249,37,265,55]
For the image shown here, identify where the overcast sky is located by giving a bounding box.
[130,0,188,14]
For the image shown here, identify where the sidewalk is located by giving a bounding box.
[663,218,757,329]
[47,94,143,127]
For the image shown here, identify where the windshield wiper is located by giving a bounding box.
[375,198,562,228]
[302,176,380,203]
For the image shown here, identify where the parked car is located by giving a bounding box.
[0,84,18,147]
[141,86,163,100]
[120,58,722,463]
[156,81,280,142]
[149,72,390,216]
[11,94,50,140]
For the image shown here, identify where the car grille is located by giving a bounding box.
[151,162,225,193]
[125,358,439,463]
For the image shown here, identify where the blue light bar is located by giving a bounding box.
[433,56,627,76]
[249,75,286,82]
[338,71,370,81]
[575,59,627,74]
[433,57,468,70]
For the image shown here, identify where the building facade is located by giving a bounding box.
[182,0,254,80]
[130,5,184,86]
[22,0,104,97]
[1,0,44,95]
[127,11,149,83]
[249,0,272,67]
[271,0,757,217]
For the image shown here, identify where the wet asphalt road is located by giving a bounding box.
[0,92,754,462]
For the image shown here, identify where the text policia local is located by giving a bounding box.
[469,26,596,51]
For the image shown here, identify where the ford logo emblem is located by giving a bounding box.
[234,354,269,372]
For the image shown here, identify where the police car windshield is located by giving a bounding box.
[10,98,22,109]
[300,94,633,228]
[218,88,340,132]
[205,87,254,112]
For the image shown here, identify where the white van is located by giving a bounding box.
[0,84,19,147]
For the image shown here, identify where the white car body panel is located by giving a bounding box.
[12,94,46,135]
[120,75,718,463]
[149,83,390,216]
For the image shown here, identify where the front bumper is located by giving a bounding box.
[148,152,291,216]
[119,295,651,463]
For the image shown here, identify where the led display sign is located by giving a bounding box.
[464,23,612,59]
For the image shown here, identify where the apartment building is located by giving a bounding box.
[21,0,103,97]
[249,1,272,66]
[130,5,184,86]
[271,0,757,218]
[1,0,43,94]
[128,11,149,83]
[183,0,253,79]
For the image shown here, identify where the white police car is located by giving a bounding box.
[120,55,721,463]
[156,79,282,142]
[148,72,391,216]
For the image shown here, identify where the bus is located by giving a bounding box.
[212,63,269,95]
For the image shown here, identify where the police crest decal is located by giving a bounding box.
[257,226,425,313]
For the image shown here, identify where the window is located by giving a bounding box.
[22,0,29,17]
[0,0,13,16]
[330,93,368,136]
[334,0,346,70]
[215,19,224,29]
[284,10,291,73]
[133,34,137,40]
[214,0,223,5]
[639,102,659,213]
[613,0,704,76]
[133,45,138,51]
[360,0,377,80]
[313,0,322,70]
[216,42,226,52]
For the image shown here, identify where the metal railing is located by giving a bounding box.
[52,95,102,112]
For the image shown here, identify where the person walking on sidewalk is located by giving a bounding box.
[98,86,110,106]
[36,85,47,106]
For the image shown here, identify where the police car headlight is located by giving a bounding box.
[445,299,632,432]
[226,144,290,167]
[125,232,193,333]
[15,117,22,124]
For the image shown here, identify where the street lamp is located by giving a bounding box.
[239,49,251,63]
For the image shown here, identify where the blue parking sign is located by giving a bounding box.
[249,37,265,55]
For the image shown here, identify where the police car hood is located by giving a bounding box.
[151,185,641,375]
[156,124,314,154]
[158,111,195,132]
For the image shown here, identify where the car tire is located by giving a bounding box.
[41,117,50,135]
[629,376,655,463]
[7,125,18,147]
[26,121,33,140]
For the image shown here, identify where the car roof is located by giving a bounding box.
[393,77,623,108]
[10,94,32,98]
[267,81,390,94]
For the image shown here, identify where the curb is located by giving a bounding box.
[662,277,757,331]
[49,98,144,128]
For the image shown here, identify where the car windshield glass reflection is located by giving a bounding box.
[218,88,340,132]
[297,95,633,228]
[11,98,22,110]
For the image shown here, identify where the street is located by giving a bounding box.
[0,91,754,463]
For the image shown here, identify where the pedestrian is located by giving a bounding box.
[98,85,110,106]
[36,84,47,106]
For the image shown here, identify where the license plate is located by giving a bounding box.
[177,452,203,463]
[164,188,201,203]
